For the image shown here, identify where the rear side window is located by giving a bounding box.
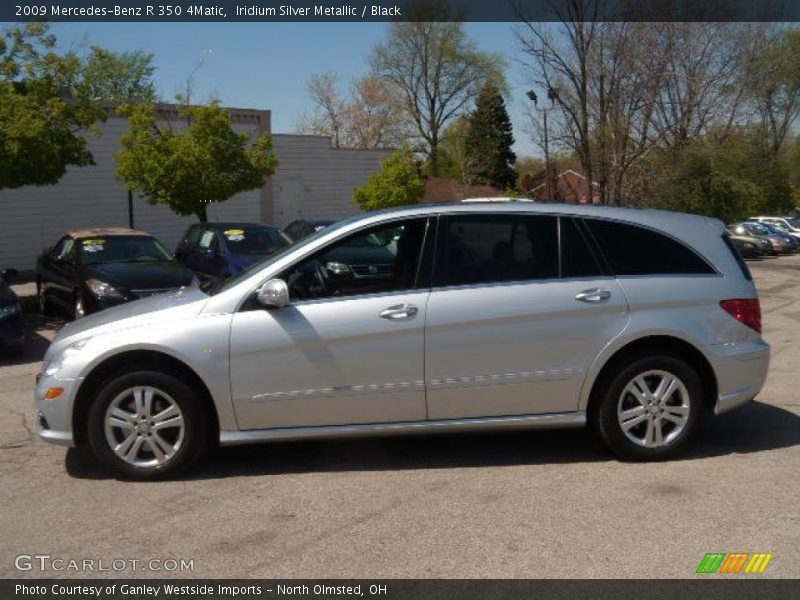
[560,218,604,278]
[435,214,558,286]
[585,218,714,276]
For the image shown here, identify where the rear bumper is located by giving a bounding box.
[707,340,770,415]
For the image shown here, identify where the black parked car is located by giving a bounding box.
[285,222,409,299]
[175,222,292,288]
[37,228,197,319]
[0,269,23,356]
[283,218,338,242]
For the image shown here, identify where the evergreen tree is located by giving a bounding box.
[464,85,517,189]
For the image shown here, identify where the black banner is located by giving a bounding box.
[3,0,800,23]
[4,580,800,600]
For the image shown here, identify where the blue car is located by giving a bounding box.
[0,269,23,356]
[175,222,292,288]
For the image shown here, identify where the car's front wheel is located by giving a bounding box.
[87,370,207,479]
[593,354,704,461]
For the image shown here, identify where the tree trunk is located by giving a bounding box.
[198,205,208,223]
[429,140,440,177]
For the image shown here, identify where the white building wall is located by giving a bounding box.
[271,135,393,227]
[0,113,263,271]
[0,114,391,271]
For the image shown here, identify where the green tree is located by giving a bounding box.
[370,0,505,176]
[464,85,516,189]
[437,116,473,182]
[353,146,426,211]
[0,24,101,190]
[641,130,793,222]
[77,46,157,104]
[115,101,278,222]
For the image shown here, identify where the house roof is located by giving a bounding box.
[421,176,505,203]
[529,169,599,193]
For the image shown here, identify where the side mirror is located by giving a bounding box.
[257,279,290,309]
[1,268,18,281]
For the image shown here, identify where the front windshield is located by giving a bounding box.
[745,223,769,235]
[760,223,784,235]
[770,221,789,232]
[78,236,173,265]
[209,216,358,295]
[221,226,291,255]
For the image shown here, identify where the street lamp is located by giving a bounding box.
[527,87,558,201]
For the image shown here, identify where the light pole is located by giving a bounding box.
[527,87,558,201]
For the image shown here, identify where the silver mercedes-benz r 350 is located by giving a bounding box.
[35,202,770,479]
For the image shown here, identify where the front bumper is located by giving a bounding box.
[34,373,79,447]
[707,340,770,415]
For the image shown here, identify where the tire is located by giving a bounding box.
[592,354,704,461]
[87,370,208,479]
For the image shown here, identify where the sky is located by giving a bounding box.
[50,22,541,156]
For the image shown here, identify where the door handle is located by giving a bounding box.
[575,288,611,303]
[379,303,418,320]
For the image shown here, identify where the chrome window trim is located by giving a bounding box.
[235,214,433,313]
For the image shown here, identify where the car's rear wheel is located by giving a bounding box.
[87,370,207,479]
[593,355,704,461]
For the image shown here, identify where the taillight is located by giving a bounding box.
[720,299,762,333]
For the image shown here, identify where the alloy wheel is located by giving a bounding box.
[103,386,185,468]
[617,370,691,448]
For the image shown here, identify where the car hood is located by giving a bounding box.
[83,261,194,291]
[50,287,208,353]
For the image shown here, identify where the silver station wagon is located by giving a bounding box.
[35,202,770,478]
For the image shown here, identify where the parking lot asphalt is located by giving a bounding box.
[0,257,798,579]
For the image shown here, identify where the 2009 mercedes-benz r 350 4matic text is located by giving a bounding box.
[35,202,770,479]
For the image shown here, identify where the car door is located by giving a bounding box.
[229,217,432,430]
[424,213,628,420]
[47,237,79,311]
[175,225,201,266]
[186,227,222,284]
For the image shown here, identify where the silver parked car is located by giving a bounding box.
[35,203,770,478]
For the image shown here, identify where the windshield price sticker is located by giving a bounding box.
[224,229,245,241]
[82,239,106,253]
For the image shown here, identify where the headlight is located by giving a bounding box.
[42,338,91,378]
[86,279,123,299]
[0,303,20,318]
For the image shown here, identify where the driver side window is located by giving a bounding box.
[280,218,428,302]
